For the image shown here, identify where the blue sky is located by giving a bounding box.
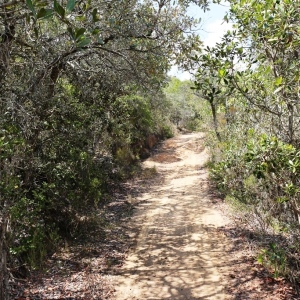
[169,1,232,80]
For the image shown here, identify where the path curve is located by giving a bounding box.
[113,133,231,300]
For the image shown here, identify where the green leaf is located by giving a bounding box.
[76,38,91,48]
[75,15,86,21]
[37,8,54,19]
[275,76,282,86]
[92,8,99,22]
[257,252,264,264]
[268,37,279,42]
[92,29,100,35]
[75,28,86,40]
[218,68,226,77]
[67,27,75,39]
[54,0,65,18]
[26,0,35,14]
[276,197,289,203]
[66,0,76,12]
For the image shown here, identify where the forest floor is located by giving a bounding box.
[13,133,298,299]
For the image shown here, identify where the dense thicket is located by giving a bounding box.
[0,0,209,297]
[190,0,300,288]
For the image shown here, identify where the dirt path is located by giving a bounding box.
[112,133,231,300]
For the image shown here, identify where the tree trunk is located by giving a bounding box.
[209,99,221,141]
[0,214,9,300]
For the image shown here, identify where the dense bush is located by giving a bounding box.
[209,131,300,283]
[211,133,300,230]
[2,85,173,273]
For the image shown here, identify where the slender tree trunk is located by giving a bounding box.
[209,99,221,141]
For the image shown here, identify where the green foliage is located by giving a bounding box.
[211,133,300,228]
[258,243,287,278]
[209,131,300,281]
[0,73,174,273]
[66,0,76,12]
[161,124,174,139]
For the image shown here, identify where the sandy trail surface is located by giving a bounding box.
[113,133,231,300]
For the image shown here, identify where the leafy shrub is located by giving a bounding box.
[160,124,174,139]
[209,132,300,279]
[258,243,287,278]
[211,133,300,230]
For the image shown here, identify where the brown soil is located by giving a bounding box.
[13,133,298,300]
